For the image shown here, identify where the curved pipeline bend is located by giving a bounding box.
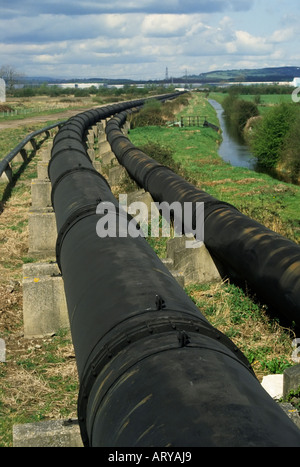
[49,96,300,447]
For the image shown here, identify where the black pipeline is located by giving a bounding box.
[49,97,300,447]
[106,111,300,331]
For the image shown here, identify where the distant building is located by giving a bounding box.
[293,78,300,87]
[0,78,5,102]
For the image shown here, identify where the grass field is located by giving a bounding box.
[209,90,294,115]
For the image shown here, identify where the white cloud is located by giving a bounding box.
[234,30,272,55]
[271,27,295,43]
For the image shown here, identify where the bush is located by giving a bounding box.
[130,100,165,128]
[279,109,300,178]
[250,103,298,169]
[223,95,259,134]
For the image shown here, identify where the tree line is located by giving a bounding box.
[8,82,177,99]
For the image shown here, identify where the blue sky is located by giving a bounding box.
[0,0,299,80]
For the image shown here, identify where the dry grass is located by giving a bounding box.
[0,137,78,447]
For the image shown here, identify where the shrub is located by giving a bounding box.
[130,100,165,128]
[279,108,300,178]
[130,94,191,129]
[250,103,298,169]
[223,95,259,134]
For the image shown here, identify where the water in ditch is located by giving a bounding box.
[208,99,256,170]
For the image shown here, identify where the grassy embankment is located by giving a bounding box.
[128,92,300,382]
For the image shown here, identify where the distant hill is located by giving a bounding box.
[23,66,300,86]
[195,67,300,83]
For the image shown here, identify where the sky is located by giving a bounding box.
[0,0,299,80]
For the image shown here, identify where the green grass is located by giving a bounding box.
[209,91,293,115]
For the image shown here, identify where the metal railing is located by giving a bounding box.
[0,121,66,182]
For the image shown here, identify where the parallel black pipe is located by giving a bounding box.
[49,96,300,447]
[106,111,300,331]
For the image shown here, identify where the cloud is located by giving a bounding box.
[141,14,192,37]
[271,27,295,43]
[0,14,138,43]
[0,0,298,80]
[1,0,254,17]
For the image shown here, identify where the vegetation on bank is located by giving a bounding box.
[222,91,260,135]
[248,103,300,178]
[0,90,299,446]
[211,85,300,181]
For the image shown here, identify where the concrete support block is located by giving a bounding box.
[98,132,107,144]
[91,125,98,138]
[261,374,284,400]
[93,160,102,174]
[283,365,300,397]
[279,403,300,429]
[166,237,221,285]
[99,140,112,155]
[125,190,159,221]
[122,121,130,135]
[97,121,106,133]
[87,132,94,149]
[161,259,185,287]
[102,151,117,166]
[0,338,6,363]
[109,166,127,186]
[22,262,69,338]
[37,161,49,180]
[31,179,52,209]
[13,419,83,447]
[0,165,13,183]
[87,148,95,162]
[41,144,52,162]
[28,208,57,258]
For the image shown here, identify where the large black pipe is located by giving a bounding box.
[49,97,300,447]
[106,111,300,330]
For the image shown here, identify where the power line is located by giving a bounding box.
[165,67,169,81]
